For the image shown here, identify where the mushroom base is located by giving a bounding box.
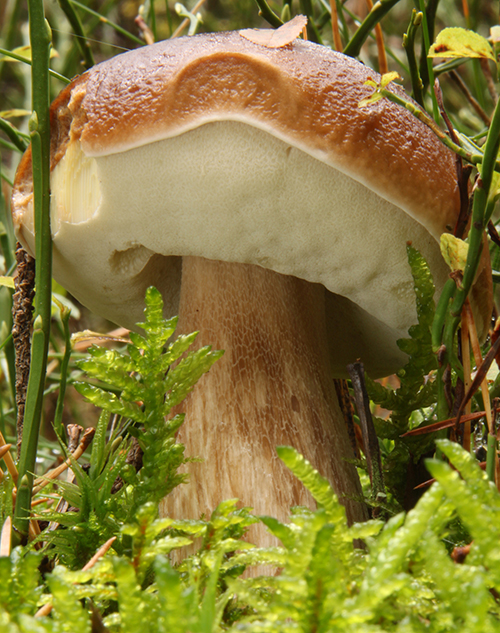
[161,257,368,573]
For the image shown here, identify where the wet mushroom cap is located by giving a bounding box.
[11,30,484,375]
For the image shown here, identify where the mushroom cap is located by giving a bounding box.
[12,31,471,376]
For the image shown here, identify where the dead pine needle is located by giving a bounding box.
[135,14,155,45]
[365,0,388,74]
[463,301,494,434]
[0,516,11,556]
[402,409,492,436]
[462,300,499,486]
[29,517,41,541]
[82,536,117,571]
[35,537,117,618]
[31,427,95,496]
[329,0,343,51]
[0,432,19,484]
[460,314,472,450]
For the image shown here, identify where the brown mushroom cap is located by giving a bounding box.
[12,31,466,377]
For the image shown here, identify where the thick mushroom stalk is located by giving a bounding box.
[162,257,368,542]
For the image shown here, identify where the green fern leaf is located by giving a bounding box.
[73,382,145,423]
[276,446,346,525]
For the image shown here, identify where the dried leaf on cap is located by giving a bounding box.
[239,15,307,48]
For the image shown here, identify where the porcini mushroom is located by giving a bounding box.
[11,29,489,551]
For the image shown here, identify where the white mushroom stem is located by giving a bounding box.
[161,256,369,546]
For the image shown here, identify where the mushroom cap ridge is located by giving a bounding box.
[12,31,466,376]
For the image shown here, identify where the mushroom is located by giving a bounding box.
[11,29,490,550]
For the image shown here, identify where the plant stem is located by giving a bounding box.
[486,432,496,482]
[53,305,72,440]
[449,96,500,321]
[149,0,157,42]
[299,0,323,44]
[13,0,53,539]
[0,0,24,83]
[430,89,500,428]
[0,179,16,417]
[402,10,424,107]
[0,46,70,84]
[0,118,28,153]
[417,0,439,122]
[418,0,438,88]
[57,0,95,70]
[378,87,500,172]
[343,0,402,58]
[431,278,456,353]
[254,0,283,28]
[69,0,145,46]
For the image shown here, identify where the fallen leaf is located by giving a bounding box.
[239,15,307,49]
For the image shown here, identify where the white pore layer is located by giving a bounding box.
[21,121,448,373]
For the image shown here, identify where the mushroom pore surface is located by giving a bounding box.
[12,31,463,375]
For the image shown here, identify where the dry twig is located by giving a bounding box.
[329,0,343,51]
[11,244,35,456]
[0,516,11,556]
[31,427,95,496]
[35,537,117,618]
[0,431,18,484]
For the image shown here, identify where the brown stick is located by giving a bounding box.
[35,537,117,618]
[329,0,343,51]
[347,361,385,515]
[12,243,36,457]
[365,0,387,74]
[135,14,155,45]
[449,71,490,126]
[460,315,472,450]
[463,301,493,434]
[0,431,18,484]
[30,428,95,496]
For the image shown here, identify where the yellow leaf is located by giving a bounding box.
[429,27,495,61]
[440,234,469,272]
[0,45,59,63]
[488,171,500,205]
[0,109,30,119]
[71,329,130,346]
[358,75,400,108]
[358,92,383,108]
[380,71,401,88]
[0,276,15,290]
